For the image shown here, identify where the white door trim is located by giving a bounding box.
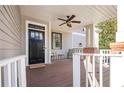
[25,20,48,66]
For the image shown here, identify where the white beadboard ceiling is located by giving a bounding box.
[20,5,117,32]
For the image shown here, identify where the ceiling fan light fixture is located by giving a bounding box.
[58,15,81,27]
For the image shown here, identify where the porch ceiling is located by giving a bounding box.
[20,5,117,32]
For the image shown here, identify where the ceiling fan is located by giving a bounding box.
[57,15,81,27]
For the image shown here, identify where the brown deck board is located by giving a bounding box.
[26,59,110,87]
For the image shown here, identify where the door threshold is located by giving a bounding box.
[29,63,46,69]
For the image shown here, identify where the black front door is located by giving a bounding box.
[29,29,45,65]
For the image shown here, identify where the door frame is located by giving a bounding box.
[25,20,48,66]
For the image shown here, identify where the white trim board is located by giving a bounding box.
[25,20,49,66]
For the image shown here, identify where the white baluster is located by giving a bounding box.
[86,56,90,87]
[0,55,26,87]
[92,56,95,87]
[3,64,11,87]
[100,56,103,87]
[103,51,105,64]
[0,66,1,87]
[73,54,80,87]
[100,50,103,64]
[18,58,26,87]
[11,62,17,87]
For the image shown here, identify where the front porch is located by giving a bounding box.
[1,5,124,87]
[26,59,110,87]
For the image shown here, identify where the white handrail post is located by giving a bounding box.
[100,50,103,64]
[4,64,12,87]
[18,57,26,87]
[110,52,124,87]
[11,62,17,87]
[99,56,103,87]
[73,54,80,87]
[0,66,1,87]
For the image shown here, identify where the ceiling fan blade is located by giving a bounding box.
[66,15,75,22]
[58,18,66,21]
[71,21,81,23]
[59,22,66,26]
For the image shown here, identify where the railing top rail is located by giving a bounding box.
[0,55,26,66]
[72,48,110,49]
[100,49,111,51]
[100,49,111,50]
[73,53,123,57]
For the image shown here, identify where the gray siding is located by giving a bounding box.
[0,5,23,60]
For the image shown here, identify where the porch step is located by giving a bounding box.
[29,63,46,69]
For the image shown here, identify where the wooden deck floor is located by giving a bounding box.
[26,59,110,87]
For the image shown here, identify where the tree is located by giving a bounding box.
[96,17,117,49]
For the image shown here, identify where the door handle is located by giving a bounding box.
[43,47,47,50]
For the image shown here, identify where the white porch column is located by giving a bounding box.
[85,24,93,47]
[116,4,124,42]
[93,25,99,48]
[85,24,99,48]
[116,31,124,42]
[48,21,52,64]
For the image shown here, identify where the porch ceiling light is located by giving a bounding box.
[82,27,86,32]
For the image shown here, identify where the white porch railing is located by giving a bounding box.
[100,49,111,65]
[73,48,111,65]
[0,55,26,87]
[73,48,83,53]
[73,53,123,87]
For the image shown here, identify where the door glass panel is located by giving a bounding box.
[39,33,43,40]
[35,32,39,39]
[31,31,35,38]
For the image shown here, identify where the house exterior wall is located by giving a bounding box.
[51,31,72,58]
[21,15,75,62]
[0,5,23,60]
[72,33,86,48]
[51,31,86,58]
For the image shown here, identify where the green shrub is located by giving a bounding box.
[96,17,117,49]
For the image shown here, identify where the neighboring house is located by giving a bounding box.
[1,5,124,87]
